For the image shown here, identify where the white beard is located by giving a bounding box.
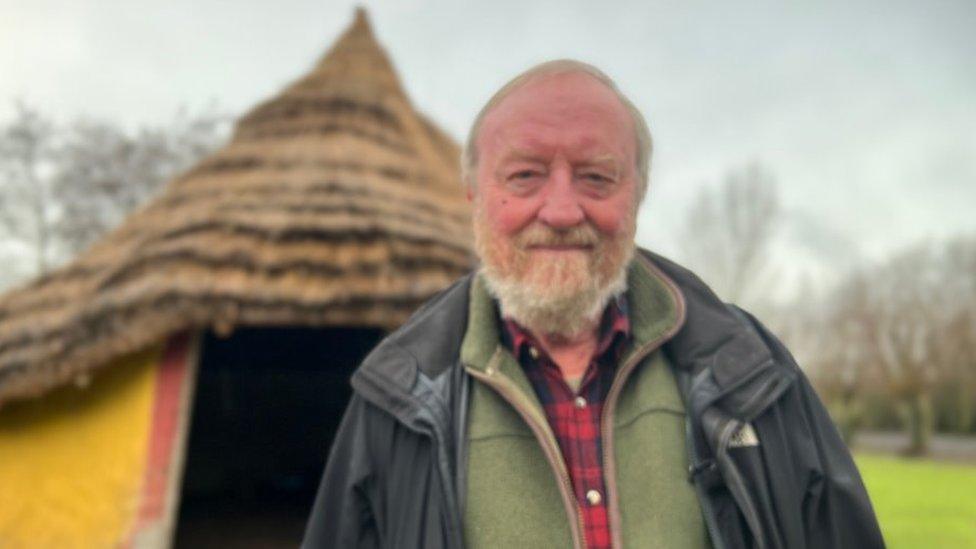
[474,208,635,339]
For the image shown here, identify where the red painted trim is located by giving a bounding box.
[123,331,193,547]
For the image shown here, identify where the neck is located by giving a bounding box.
[531,319,600,381]
[534,319,598,348]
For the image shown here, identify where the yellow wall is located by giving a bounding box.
[0,345,161,549]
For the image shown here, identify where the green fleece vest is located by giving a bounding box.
[462,258,710,549]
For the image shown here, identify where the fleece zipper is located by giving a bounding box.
[601,253,689,548]
[601,327,685,547]
[465,349,589,549]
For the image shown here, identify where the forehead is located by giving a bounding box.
[477,72,636,160]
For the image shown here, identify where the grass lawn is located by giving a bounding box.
[856,453,976,548]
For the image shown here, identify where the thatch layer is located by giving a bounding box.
[0,9,474,407]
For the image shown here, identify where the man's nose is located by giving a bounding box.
[536,169,585,229]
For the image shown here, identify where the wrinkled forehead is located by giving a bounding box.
[492,137,625,169]
[476,72,636,159]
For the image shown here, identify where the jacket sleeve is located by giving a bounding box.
[301,393,380,549]
[740,307,885,548]
[794,370,886,548]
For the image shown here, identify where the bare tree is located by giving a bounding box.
[0,103,229,288]
[0,102,57,275]
[932,237,976,432]
[679,161,781,307]
[868,250,940,454]
[53,106,228,255]
[821,238,976,454]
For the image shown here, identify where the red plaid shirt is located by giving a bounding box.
[501,296,630,549]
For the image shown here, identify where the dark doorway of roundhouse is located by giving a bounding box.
[173,326,384,548]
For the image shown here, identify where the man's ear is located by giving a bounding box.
[466,185,474,202]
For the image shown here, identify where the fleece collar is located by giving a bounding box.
[460,254,686,374]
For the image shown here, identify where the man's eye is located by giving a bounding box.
[581,173,611,183]
[509,170,540,180]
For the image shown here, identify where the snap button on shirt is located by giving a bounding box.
[501,298,631,549]
[586,489,602,506]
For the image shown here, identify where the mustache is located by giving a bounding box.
[514,223,600,248]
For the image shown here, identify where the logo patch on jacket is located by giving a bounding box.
[730,423,760,448]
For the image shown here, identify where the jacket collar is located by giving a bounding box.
[646,250,797,421]
[352,249,796,426]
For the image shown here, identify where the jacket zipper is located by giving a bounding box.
[602,255,688,548]
[683,415,727,549]
[715,417,768,548]
[675,368,727,549]
[466,354,589,549]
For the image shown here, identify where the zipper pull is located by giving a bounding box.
[687,459,719,488]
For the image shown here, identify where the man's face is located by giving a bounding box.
[471,71,639,336]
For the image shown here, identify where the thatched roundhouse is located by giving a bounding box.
[0,9,472,548]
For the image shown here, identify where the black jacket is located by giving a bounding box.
[302,251,885,549]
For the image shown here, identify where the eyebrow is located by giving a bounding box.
[575,155,622,178]
[579,154,620,168]
[497,149,547,165]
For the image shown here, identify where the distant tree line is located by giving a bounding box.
[679,162,976,455]
[0,101,229,288]
[800,237,976,453]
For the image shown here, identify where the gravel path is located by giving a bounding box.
[852,431,976,463]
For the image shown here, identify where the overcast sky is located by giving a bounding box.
[2,0,974,295]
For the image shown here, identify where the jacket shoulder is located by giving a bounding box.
[355,273,474,394]
[639,248,798,418]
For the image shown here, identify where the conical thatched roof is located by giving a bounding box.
[0,9,473,407]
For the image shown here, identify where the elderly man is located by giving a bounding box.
[302,61,884,549]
